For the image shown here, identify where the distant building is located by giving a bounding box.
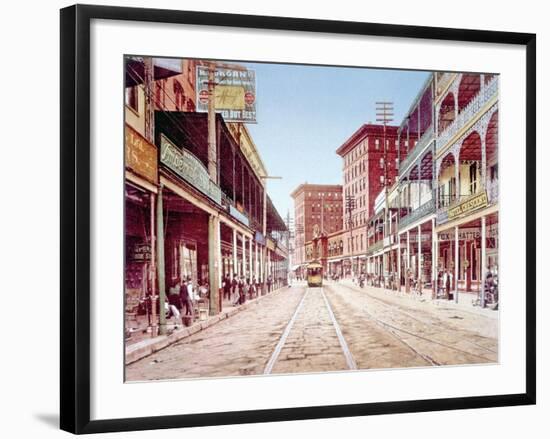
[290,184,343,276]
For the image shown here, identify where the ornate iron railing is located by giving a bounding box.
[366,239,384,255]
[399,125,434,175]
[398,198,435,230]
[437,76,498,152]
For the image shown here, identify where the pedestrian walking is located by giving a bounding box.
[167,284,183,327]
[231,275,238,301]
[223,274,231,301]
[250,277,257,299]
[242,278,250,304]
[445,269,453,300]
[180,277,194,317]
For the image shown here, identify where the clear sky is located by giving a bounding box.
[242,61,430,220]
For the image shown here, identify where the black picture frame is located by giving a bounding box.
[60,4,536,434]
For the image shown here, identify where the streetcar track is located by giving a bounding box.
[321,288,357,370]
[372,300,499,356]
[325,284,496,365]
[263,288,309,374]
[324,285,437,367]
[331,283,498,355]
[263,287,356,374]
[362,307,492,363]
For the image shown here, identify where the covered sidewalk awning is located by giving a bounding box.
[266,196,287,233]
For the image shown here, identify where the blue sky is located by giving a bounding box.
[242,62,430,219]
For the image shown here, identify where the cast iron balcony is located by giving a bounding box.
[399,125,434,175]
[366,239,384,255]
[398,197,435,230]
[437,76,498,152]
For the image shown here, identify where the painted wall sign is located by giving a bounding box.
[125,125,158,184]
[438,225,498,241]
[160,134,222,205]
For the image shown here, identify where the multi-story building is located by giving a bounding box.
[291,184,343,277]
[336,124,399,276]
[433,72,499,305]
[360,71,499,308]
[124,57,289,341]
[395,74,437,293]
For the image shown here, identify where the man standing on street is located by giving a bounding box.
[180,277,193,318]
[223,274,232,301]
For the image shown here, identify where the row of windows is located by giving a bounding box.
[306,191,341,198]
[347,234,366,252]
[344,207,371,227]
[343,138,400,167]
[344,157,400,185]
[309,215,341,222]
[344,175,391,200]
[310,203,341,211]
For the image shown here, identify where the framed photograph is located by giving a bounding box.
[60,4,536,434]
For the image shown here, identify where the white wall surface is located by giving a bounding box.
[0,0,546,437]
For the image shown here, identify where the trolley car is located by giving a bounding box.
[306,261,323,287]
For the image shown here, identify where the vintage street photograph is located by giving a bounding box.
[124,57,499,381]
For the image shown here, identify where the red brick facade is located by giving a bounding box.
[291,184,343,267]
[336,124,399,257]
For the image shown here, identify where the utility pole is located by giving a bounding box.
[345,194,356,278]
[285,211,294,285]
[143,56,160,335]
[376,101,394,288]
[207,62,218,182]
[295,221,304,279]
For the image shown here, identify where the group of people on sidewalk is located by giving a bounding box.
[164,273,289,328]
[166,277,209,328]
[221,274,277,306]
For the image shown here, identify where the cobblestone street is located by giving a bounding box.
[126,281,498,381]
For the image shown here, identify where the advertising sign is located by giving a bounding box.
[447,191,488,220]
[229,205,250,227]
[125,125,158,184]
[160,134,222,205]
[196,65,257,123]
[129,243,151,262]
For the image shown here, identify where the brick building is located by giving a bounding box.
[335,124,399,276]
[291,184,343,276]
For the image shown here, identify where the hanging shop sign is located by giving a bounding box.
[266,237,276,251]
[254,231,266,245]
[129,243,151,262]
[229,205,250,227]
[125,125,158,184]
[160,134,222,205]
[196,65,257,123]
[447,191,488,220]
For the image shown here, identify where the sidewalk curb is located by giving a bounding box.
[125,285,291,365]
